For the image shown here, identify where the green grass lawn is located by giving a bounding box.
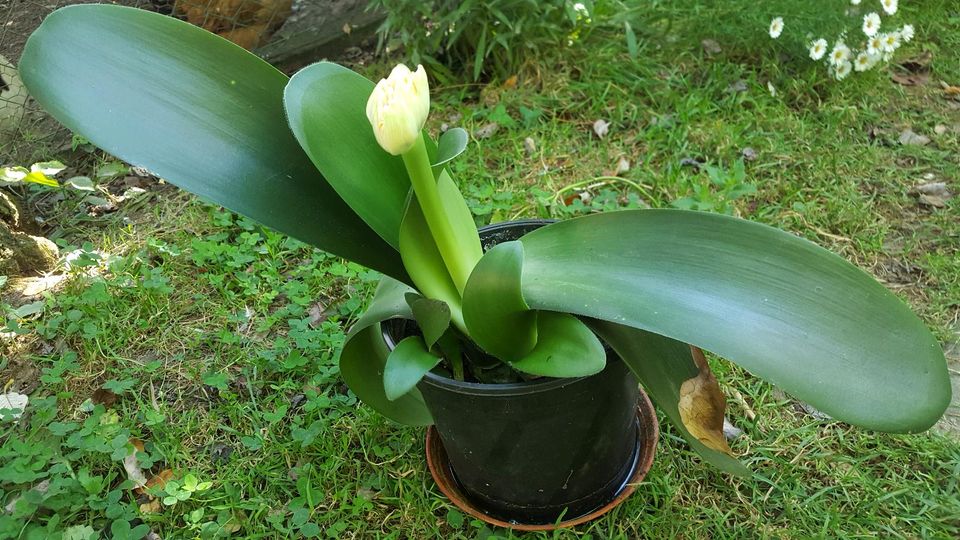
[2,2,959,538]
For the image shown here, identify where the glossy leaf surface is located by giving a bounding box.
[516,210,949,433]
[462,241,537,361]
[340,278,432,425]
[384,336,442,401]
[18,5,405,279]
[433,128,469,167]
[405,293,451,350]
[284,62,410,248]
[509,312,606,378]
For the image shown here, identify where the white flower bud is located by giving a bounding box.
[365,64,430,155]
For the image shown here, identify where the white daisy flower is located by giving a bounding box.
[829,42,851,66]
[853,51,876,71]
[881,0,897,15]
[769,17,784,39]
[809,38,828,60]
[835,60,853,80]
[573,2,589,16]
[882,32,901,52]
[851,0,861,4]
[862,13,881,37]
[867,35,884,55]
[901,24,915,42]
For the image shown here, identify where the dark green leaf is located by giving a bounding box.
[399,193,463,327]
[510,312,606,378]
[19,5,406,280]
[433,128,469,167]
[462,241,537,361]
[384,336,442,400]
[340,278,433,425]
[284,62,410,248]
[404,293,451,350]
[515,210,949,433]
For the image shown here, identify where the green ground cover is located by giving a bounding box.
[2,2,959,538]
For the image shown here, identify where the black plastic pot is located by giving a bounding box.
[392,220,654,526]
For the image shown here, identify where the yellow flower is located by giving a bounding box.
[365,64,430,156]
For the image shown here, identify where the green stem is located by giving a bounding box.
[402,135,472,294]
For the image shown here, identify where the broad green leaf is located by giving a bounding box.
[588,319,749,476]
[340,277,432,426]
[404,293,451,350]
[284,62,410,248]
[515,210,949,433]
[510,312,606,378]
[65,176,95,191]
[436,169,483,266]
[399,193,464,329]
[462,241,537,361]
[19,5,406,280]
[0,166,29,185]
[433,128,469,167]
[384,336,442,400]
[30,161,66,176]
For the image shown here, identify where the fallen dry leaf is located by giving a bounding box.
[523,137,537,156]
[91,388,117,408]
[124,439,149,489]
[701,39,721,55]
[898,129,931,146]
[0,392,28,420]
[678,347,733,455]
[614,157,631,176]
[917,194,948,208]
[891,72,929,87]
[502,75,518,89]
[139,498,163,514]
[145,469,174,491]
[592,119,610,138]
[474,123,499,139]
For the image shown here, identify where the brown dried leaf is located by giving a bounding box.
[678,347,733,455]
[139,498,163,514]
[137,469,174,496]
[123,438,149,489]
[891,72,929,87]
[91,388,117,407]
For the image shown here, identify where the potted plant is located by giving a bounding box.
[19,5,951,530]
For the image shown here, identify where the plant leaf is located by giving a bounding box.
[513,210,950,433]
[284,62,410,248]
[384,335,442,400]
[433,128,469,167]
[340,277,432,426]
[462,241,537,361]
[23,171,59,187]
[399,193,464,327]
[509,312,606,378]
[65,176,95,191]
[404,293,451,350]
[678,347,733,455]
[588,319,749,475]
[19,5,406,281]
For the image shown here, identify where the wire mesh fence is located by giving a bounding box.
[0,0,321,163]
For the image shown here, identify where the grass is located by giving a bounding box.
[2,1,959,538]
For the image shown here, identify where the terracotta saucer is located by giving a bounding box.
[425,389,659,531]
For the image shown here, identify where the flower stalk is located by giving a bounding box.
[401,135,474,295]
